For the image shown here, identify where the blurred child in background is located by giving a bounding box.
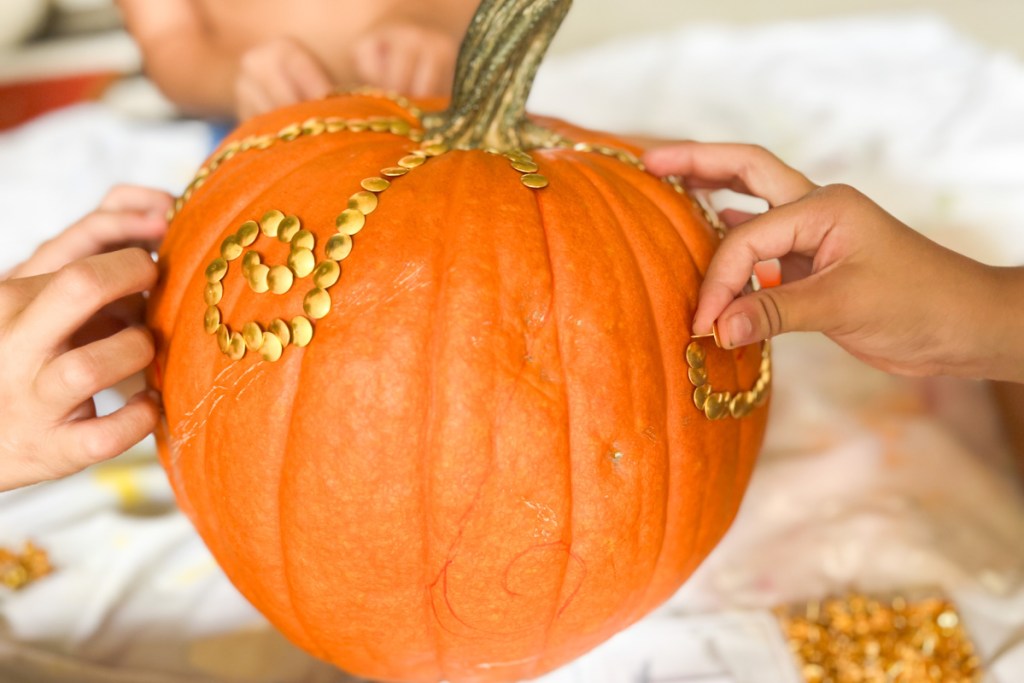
[117,0,480,121]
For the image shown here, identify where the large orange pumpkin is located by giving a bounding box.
[148,1,771,680]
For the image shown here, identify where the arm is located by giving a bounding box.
[643,142,1024,384]
[117,0,238,118]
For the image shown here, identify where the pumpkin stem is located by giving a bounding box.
[426,0,572,151]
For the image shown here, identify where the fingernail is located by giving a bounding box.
[146,389,163,409]
[724,314,753,349]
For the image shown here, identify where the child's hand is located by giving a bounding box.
[9,185,171,279]
[644,142,1024,382]
[235,38,334,121]
[0,186,172,491]
[351,23,458,98]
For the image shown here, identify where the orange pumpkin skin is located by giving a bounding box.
[148,93,769,683]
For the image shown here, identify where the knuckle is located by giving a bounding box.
[57,353,102,394]
[814,183,868,221]
[748,144,772,158]
[34,235,59,256]
[745,144,776,167]
[103,183,132,203]
[81,429,119,463]
[54,261,103,305]
[818,183,860,201]
[744,145,780,177]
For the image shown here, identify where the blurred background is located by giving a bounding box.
[556,0,1024,56]
[1,2,1023,682]
[1,0,1023,128]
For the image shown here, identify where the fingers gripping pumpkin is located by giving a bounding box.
[147,0,771,681]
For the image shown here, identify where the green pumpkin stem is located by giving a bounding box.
[427,0,572,151]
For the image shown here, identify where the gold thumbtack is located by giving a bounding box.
[691,321,723,348]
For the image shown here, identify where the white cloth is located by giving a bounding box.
[0,103,208,272]
[1,13,1023,682]
[531,13,1024,267]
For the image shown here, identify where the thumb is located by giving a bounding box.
[713,278,830,348]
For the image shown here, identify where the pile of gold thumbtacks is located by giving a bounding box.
[0,541,52,590]
[776,593,982,682]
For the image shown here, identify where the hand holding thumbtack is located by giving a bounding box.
[645,142,1024,383]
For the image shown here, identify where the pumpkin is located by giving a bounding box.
[147,0,771,681]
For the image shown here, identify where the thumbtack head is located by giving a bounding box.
[690,321,723,348]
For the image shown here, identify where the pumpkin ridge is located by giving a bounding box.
[275,349,328,659]
[610,157,706,283]
[629,188,715,613]
[415,152,575,676]
[574,155,712,615]
[521,170,576,679]
[423,151,563,662]
[417,152,462,682]
[598,157,754,604]
[189,357,312,649]
[530,160,667,675]
[556,156,672,629]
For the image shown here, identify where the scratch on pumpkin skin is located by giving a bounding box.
[234,363,267,401]
[169,362,267,475]
[643,426,658,443]
[523,499,558,541]
[342,262,429,311]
